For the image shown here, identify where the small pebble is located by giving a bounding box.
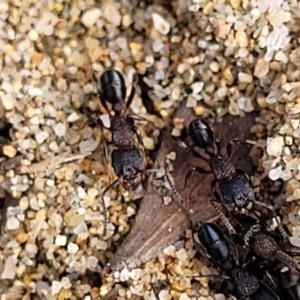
[67,242,79,254]
[158,290,169,300]
[214,294,225,300]
[152,13,171,35]
[209,61,220,73]
[163,196,172,205]
[236,30,248,47]
[55,235,67,246]
[3,145,17,158]
[6,216,20,230]
[203,1,213,15]
[28,87,43,96]
[269,166,282,181]
[176,248,188,261]
[230,0,241,9]
[163,245,176,256]
[238,72,253,83]
[266,136,284,156]
[266,89,280,104]
[1,255,17,279]
[194,106,206,116]
[290,236,300,248]
[35,131,50,144]
[67,112,80,122]
[81,8,101,28]
[254,58,269,78]
[51,281,62,296]
[99,114,110,128]
[2,94,16,110]
[104,4,121,26]
[54,123,67,137]
[143,137,155,150]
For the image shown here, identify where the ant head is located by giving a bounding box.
[188,119,215,155]
[121,173,142,191]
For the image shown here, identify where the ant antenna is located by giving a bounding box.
[164,158,191,217]
[210,201,237,235]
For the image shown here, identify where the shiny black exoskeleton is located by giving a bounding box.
[184,118,255,209]
[196,222,236,270]
[188,119,215,155]
[99,69,126,114]
[192,221,282,300]
[111,147,145,191]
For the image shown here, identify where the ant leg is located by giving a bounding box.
[215,129,221,154]
[228,239,240,267]
[103,139,110,162]
[183,274,230,281]
[241,251,256,269]
[101,178,120,236]
[184,166,210,188]
[243,224,262,246]
[142,168,164,174]
[264,271,279,291]
[252,200,289,242]
[276,250,300,275]
[178,140,206,160]
[132,126,145,148]
[123,72,138,115]
[210,180,237,236]
[285,248,300,255]
[127,114,155,126]
[164,167,183,204]
[211,201,237,236]
[179,126,189,141]
[163,162,191,217]
[226,138,239,160]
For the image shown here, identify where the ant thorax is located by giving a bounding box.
[210,155,235,180]
[111,115,135,147]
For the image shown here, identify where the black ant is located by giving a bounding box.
[231,213,300,277]
[93,69,179,235]
[190,220,281,299]
[181,118,254,210]
[177,118,288,239]
[222,212,300,299]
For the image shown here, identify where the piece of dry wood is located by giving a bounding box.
[18,152,92,174]
[107,103,257,272]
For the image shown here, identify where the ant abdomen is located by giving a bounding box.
[188,119,215,155]
[198,223,231,266]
